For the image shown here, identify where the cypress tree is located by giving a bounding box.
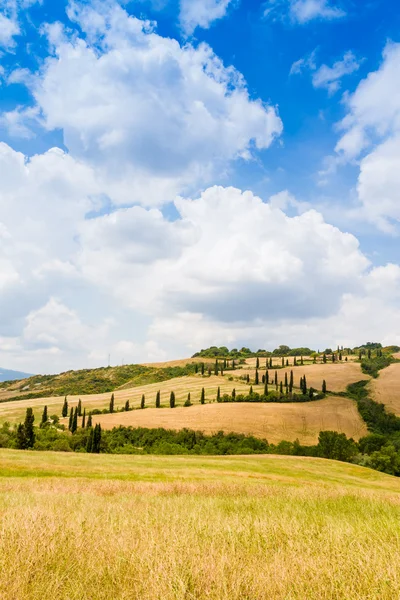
[266,358,268,368]
[201,363,205,376]
[224,358,227,369]
[217,386,221,402]
[215,360,219,376]
[294,357,297,366]
[256,357,260,369]
[62,397,68,418]
[286,359,289,366]
[125,399,130,411]
[255,369,259,385]
[109,393,115,414]
[232,359,235,369]
[24,408,35,448]
[264,381,268,396]
[339,352,342,361]
[323,353,327,363]
[71,407,78,433]
[68,407,73,431]
[246,374,250,383]
[322,380,327,394]
[77,399,82,417]
[284,372,288,387]
[269,357,273,368]
[274,371,278,386]
[82,408,86,429]
[302,375,307,395]
[87,413,92,428]
[332,353,335,363]
[93,424,102,453]
[266,370,269,384]
[156,390,161,408]
[41,405,48,427]
[195,363,198,374]
[170,391,175,408]
[86,428,94,453]
[300,356,304,365]
[358,350,362,360]
[220,367,224,376]
[281,357,284,367]
[16,423,27,450]
[141,395,145,409]
[289,370,294,392]
[249,385,253,395]
[309,387,314,399]
[280,381,283,394]
[262,374,265,384]
[208,367,212,377]
[232,388,236,400]
[200,387,205,404]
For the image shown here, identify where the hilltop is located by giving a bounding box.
[0,368,33,383]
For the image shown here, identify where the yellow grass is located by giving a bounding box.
[0,376,253,425]
[92,397,367,444]
[370,362,400,415]
[0,450,400,599]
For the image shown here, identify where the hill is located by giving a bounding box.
[0,450,399,599]
[0,368,33,383]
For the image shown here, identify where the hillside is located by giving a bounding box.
[0,450,399,599]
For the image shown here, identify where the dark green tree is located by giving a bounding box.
[77,399,82,416]
[184,393,192,407]
[125,399,130,411]
[255,369,259,385]
[68,407,73,431]
[256,357,260,369]
[323,353,327,364]
[284,372,288,387]
[200,387,205,404]
[266,370,269,384]
[87,413,92,428]
[24,408,35,448]
[170,391,176,408]
[41,405,48,427]
[289,370,294,392]
[246,374,250,383]
[195,363,198,374]
[281,357,284,367]
[215,360,219,376]
[300,356,304,365]
[201,363,205,376]
[232,388,236,400]
[62,397,68,418]
[156,391,161,408]
[264,381,268,396]
[322,380,327,394]
[93,424,102,453]
[279,381,283,394]
[109,393,115,413]
[82,408,86,429]
[71,407,78,433]
[249,385,253,395]
[217,386,221,402]
[141,395,145,409]
[274,371,278,386]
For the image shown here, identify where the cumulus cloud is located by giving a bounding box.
[264,0,345,25]
[0,0,41,49]
[179,0,236,35]
[332,42,400,231]
[11,0,282,206]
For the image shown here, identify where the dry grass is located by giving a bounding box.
[0,376,253,425]
[242,361,369,392]
[92,397,367,444]
[0,450,400,600]
[370,362,400,415]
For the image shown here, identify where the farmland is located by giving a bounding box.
[0,450,400,600]
[93,396,367,444]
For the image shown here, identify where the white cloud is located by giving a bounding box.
[179,0,235,35]
[291,50,361,95]
[0,0,41,49]
[312,51,361,94]
[12,0,281,206]
[0,12,19,48]
[332,42,400,231]
[264,0,345,25]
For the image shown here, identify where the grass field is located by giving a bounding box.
[0,375,256,425]
[92,396,367,444]
[0,449,400,599]
[241,361,370,392]
[370,361,400,415]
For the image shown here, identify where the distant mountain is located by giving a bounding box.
[0,368,33,383]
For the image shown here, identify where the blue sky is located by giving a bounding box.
[0,0,400,372]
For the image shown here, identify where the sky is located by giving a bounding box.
[0,0,399,373]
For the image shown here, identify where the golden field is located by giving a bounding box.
[370,361,400,415]
[92,396,367,444]
[0,450,400,600]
